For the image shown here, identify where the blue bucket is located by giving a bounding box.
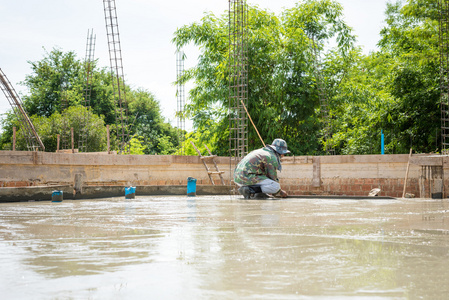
[125,186,136,199]
[187,177,197,197]
[51,190,63,202]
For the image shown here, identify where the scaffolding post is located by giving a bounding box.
[229,0,249,191]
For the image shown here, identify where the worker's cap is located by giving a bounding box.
[268,138,291,155]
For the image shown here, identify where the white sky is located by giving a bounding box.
[0,0,391,131]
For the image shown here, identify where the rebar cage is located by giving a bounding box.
[228,0,249,190]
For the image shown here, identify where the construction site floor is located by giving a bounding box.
[1,195,448,298]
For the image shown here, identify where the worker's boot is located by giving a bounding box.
[238,186,252,199]
[238,185,262,199]
[248,185,269,199]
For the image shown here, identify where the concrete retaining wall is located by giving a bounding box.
[0,150,447,200]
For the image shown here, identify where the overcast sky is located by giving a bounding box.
[0,0,391,130]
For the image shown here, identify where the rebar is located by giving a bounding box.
[176,50,186,155]
[311,35,334,155]
[0,68,45,151]
[79,28,96,153]
[228,0,248,157]
[103,0,129,153]
[229,0,248,192]
[440,0,449,154]
[60,79,70,150]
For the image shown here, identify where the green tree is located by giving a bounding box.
[328,0,440,155]
[0,106,106,152]
[326,49,398,154]
[40,106,107,152]
[1,48,181,154]
[129,89,180,154]
[173,0,355,155]
[378,0,440,153]
[125,135,147,155]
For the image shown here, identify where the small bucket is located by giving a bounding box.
[187,177,197,197]
[51,190,63,202]
[125,186,136,199]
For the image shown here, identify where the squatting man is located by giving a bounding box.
[234,138,290,199]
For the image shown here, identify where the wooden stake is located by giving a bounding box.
[57,134,60,152]
[239,99,265,147]
[402,148,413,198]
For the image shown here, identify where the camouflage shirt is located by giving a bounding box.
[234,147,281,186]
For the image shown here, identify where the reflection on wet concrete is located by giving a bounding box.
[0,196,449,299]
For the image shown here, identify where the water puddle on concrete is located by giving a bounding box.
[0,196,448,299]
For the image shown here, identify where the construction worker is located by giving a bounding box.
[234,138,290,199]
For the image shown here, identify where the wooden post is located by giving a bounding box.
[12,126,16,151]
[71,127,74,153]
[107,125,110,154]
[402,148,413,198]
[57,134,60,152]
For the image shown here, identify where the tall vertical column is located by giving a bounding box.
[79,28,96,153]
[311,35,334,155]
[229,0,248,159]
[103,0,129,153]
[440,0,449,154]
[176,50,186,155]
[60,78,69,150]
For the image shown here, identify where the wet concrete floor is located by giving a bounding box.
[0,196,448,299]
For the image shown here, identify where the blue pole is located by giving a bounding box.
[381,129,385,155]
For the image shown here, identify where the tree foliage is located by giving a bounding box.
[173,0,442,155]
[328,0,440,154]
[1,48,180,154]
[173,0,355,155]
[2,0,442,156]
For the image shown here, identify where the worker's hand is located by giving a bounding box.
[279,189,288,198]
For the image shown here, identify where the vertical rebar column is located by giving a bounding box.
[79,29,96,153]
[176,50,186,155]
[0,68,45,151]
[103,0,129,153]
[440,0,449,155]
[60,79,70,150]
[229,0,249,183]
[311,36,334,155]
